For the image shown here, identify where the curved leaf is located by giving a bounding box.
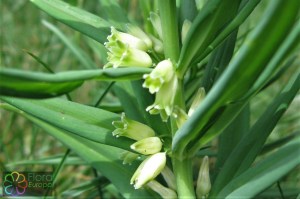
[0,67,152,98]
[30,0,111,43]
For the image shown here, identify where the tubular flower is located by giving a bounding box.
[130,137,163,155]
[143,59,174,94]
[112,113,155,140]
[104,27,152,68]
[144,59,178,121]
[131,152,166,189]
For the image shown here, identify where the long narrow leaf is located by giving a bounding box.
[30,0,111,43]
[0,97,134,151]
[172,0,300,158]
[210,72,300,196]
[0,67,151,98]
[216,136,300,199]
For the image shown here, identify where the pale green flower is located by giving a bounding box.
[143,59,174,94]
[131,152,166,189]
[130,137,163,155]
[107,26,148,51]
[146,74,178,122]
[196,156,211,198]
[104,40,152,68]
[112,113,155,140]
[104,27,152,68]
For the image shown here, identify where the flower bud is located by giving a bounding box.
[188,87,206,117]
[150,12,163,39]
[130,137,162,155]
[161,166,177,190]
[172,106,188,128]
[143,59,174,94]
[131,152,166,189]
[112,113,155,140]
[149,34,164,54]
[147,180,177,199]
[181,20,192,44]
[126,24,152,50]
[120,151,139,165]
[196,156,211,198]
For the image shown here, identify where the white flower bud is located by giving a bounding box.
[130,152,166,189]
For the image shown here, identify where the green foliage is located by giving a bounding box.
[1,0,299,198]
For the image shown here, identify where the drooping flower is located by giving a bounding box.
[144,59,178,121]
[130,137,163,155]
[196,156,211,198]
[131,152,166,189]
[143,59,174,94]
[104,27,152,68]
[112,113,155,140]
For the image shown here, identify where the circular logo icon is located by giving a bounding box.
[3,171,28,196]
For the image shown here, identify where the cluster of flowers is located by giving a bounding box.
[105,17,210,198]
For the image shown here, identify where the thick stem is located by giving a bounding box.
[172,157,196,199]
[158,0,180,61]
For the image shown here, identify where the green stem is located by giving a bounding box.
[158,0,180,61]
[172,158,196,199]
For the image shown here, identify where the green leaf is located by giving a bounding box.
[30,0,111,43]
[210,72,300,197]
[98,0,129,30]
[6,155,85,167]
[0,97,133,151]
[172,0,300,158]
[192,0,261,65]
[215,136,300,199]
[178,0,241,76]
[0,67,152,98]
[42,20,97,69]
[20,113,157,199]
